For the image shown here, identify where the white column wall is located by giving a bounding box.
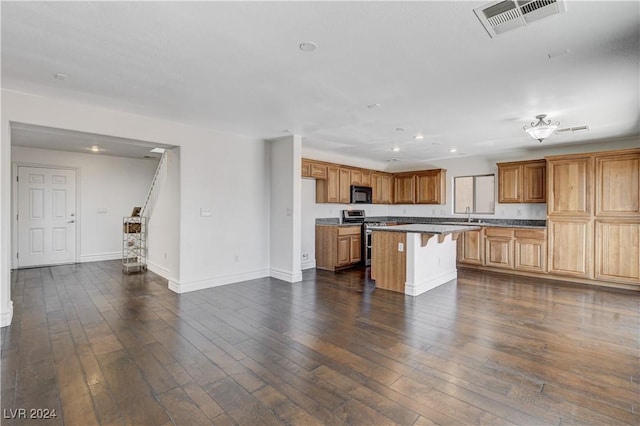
[269,135,302,282]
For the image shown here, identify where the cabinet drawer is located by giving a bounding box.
[338,226,361,236]
[485,228,514,238]
[515,229,546,239]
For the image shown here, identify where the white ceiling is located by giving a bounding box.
[2,1,639,167]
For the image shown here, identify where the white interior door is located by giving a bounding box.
[17,166,77,268]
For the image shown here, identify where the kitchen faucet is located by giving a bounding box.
[465,206,471,223]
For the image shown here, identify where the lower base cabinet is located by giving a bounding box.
[595,220,640,285]
[547,219,592,279]
[458,227,547,273]
[316,225,362,271]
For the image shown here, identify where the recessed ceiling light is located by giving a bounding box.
[54,72,67,80]
[367,103,381,109]
[299,42,317,52]
[431,142,441,146]
[391,147,400,152]
[90,145,100,152]
[150,148,165,154]
[548,49,570,60]
[449,148,457,153]
[414,135,424,140]
[395,127,405,132]
[282,129,292,133]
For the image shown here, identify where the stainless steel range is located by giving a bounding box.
[341,210,390,266]
[363,221,389,266]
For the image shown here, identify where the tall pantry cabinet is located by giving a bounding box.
[546,148,639,286]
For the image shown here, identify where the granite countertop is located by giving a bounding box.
[437,222,546,229]
[367,223,482,234]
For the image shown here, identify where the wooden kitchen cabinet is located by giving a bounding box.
[393,174,416,204]
[547,155,592,216]
[316,165,340,203]
[372,173,393,204]
[497,159,545,203]
[361,170,371,186]
[316,225,362,271]
[514,229,546,273]
[301,159,328,179]
[339,168,351,204]
[350,169,363,185]
[595,220,639,285]
[457,229,484,265]
[547,218,592,278]
[595,151,640,217]
[415,169,446,204]
[484,228,514,269]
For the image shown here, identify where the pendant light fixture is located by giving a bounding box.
[524,114,559,143]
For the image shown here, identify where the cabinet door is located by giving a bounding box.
[350,235,362,264]
[416,170,445,204]
[362,170,371,186]
[350,169,362,185]
[547,156,592,216]
[523,161,546,203]
[337,236,351,267]
[458,230,483,265]
[547,219,592,278]
[485,237,514,269]
[515,238,546,272]
[394,175,415,204]
[595,152,640,217]
[595,220,639,285]
[310,162,327,179]
[339,168,351,204]
[498,164,522,203]
[381,175,393,203]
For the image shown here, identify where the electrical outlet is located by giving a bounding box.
[516,209,522,217]
[398,243,404,252]
[234,255,239,263]
[302,253,309,261]
[432,208,436,215]
[403,209,407,214]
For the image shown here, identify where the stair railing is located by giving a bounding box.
[140,151,168,221]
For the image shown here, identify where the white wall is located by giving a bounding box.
[1,90,271,326]
[11,146,158,264]
[147,147,180,281]
[269,135,302,282]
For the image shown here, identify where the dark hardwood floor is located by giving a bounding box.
[2,261,639,425]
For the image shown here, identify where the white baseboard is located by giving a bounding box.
[1,301,14,328]
[270,268,303,283]
[146,260,171,280]
[301,259,316,270]
[405,270,457,296]
[168,269,270,294]
[80,252,121,263]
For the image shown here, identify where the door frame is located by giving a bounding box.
[12,162,81,269]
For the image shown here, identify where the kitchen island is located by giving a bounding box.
[369,224,481,296]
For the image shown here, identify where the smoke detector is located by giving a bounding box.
[474,0,566,38]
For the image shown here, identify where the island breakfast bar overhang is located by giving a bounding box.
[370,224,482,296]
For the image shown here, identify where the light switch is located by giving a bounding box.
[200,208,212,217]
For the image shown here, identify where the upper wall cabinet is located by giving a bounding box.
[546,156,592,216]
[393,169,446,204]
[595,152,640,217]
[497,159,546,203]
[416,169,446,204]
[301,159,327,179]
[371,172,393,204]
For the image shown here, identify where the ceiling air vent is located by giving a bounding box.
[555,125,590,134]
[474,0,566,38]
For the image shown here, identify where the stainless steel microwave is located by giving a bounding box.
[350,185,372,204]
